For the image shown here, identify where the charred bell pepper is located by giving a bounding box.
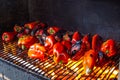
[2,32,17,42]
[47,26,60,35]
[24,21,40,30]
[71,42,86,61]
[82,34,91,51]
[31,22,48,36]
[71,31,82,44]
[100,39,117,57]
[28,43,46,60]
[44,35,56,49]
[83,49,97,75]
[18,35,38,50]
[92,34,103,51]
[53,42,69,64]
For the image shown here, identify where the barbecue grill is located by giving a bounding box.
[0,0,120,80]
[0,38,119,80]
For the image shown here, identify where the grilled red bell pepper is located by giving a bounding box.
[71,42,86,61]
[53,42,69,64]
[61,40,72,51]
[2,32,17,42]
[24,21,40,30]
[82,34,91,51]
[14,25,23,33]
[92,34,103,51]
[18,35,38,50]
[28,43,46,60]
[44,35,56,49]
[100,39,117,57]
[83,49,97,75]
[71,31,82,44]
[47,26,60,35]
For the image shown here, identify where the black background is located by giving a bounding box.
[1,0,120,41]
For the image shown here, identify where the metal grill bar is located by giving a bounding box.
[0,40,119,80]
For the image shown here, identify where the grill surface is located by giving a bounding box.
[0,39,119,80]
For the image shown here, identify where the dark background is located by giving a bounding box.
[0,0,120,41]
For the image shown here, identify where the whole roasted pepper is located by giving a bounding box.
[82,34,91,51]
[31,22,48,36]
[28,43,46,60]
[100,39,117,57]
[71,31,82,44]
[14,24,23,33]
[71,42,86,61]
[83,49,97,75]
[92,34,103,51]
[24,21,40,30]
[53,42,69,64]
[44,35,56,49]
[2,32,17,42]
[47,26,60,35]
[18,35,38,50]
[61,40,72,51]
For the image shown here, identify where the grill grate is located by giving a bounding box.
[0,39,119,80]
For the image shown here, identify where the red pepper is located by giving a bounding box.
[2,32,17,42]
[83,49,97,75]
[100,39,117,57]
[18,35,38,50]
[53,42,69,64]
[82,34,91,51]
[28,43,46,60]
[24,21,40,30]
[71,31,82,44]
[14,25,23,33]
[92,34,103,51]
[71,42,86,61]
[61,40,72,51]
[47,26,60,35]
[44,35,56,49]
[62,32,72,42]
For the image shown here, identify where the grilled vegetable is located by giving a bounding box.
[24,21,40,30]
[44,35,56,49]
[2,32,17,42]
[47,26,60,35]
[71,42,86,61]
[53,42,69,64]
[31,22,48,36]
[101,39,117,57]
[82,34,91,51]
[61,40,72,51]
[83,49,97,75]
[96,51,106,66]
[28,43,46,60]
[18,35,38,50]
[14,25,23,33]
[92,34,103,51]
[71,31,82,44]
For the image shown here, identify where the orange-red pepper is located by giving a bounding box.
[18,35,38,50]
[47,26,60,35]
[71,31,82,44]
[101,39,117,57]
[92,34,103,51]
[83,49,97,75]
[82,34,91,51]
[24,21,40,30]
[28,43,46,60]
[2,32,17,42]
[53,42,69,64]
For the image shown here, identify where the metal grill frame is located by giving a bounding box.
[0,39,119,80]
